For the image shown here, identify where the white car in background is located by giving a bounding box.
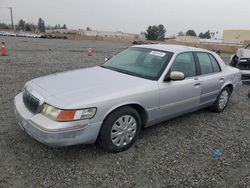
[230,44,250,80]
[17,32,41,38]
[25,32,41,38]
[0,31,16,37]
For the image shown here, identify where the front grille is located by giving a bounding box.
[237,59,250,70]
[23,89,41,113]
[242,74,250,81]
[240,58,250,63]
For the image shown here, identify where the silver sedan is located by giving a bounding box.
[14,44,242,152]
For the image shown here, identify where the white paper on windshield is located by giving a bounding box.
[149,51,166,57]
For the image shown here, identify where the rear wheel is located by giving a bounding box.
[210,87,230,112]
[96,106,141,153]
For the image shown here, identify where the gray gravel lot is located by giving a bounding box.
[0,37,249,188]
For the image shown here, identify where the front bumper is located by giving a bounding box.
[14,93,102,147]
[240,70,250,81]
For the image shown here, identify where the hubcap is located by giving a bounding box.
[111,115,137,147]
[219,90,229,110]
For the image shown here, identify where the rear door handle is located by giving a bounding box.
[194,83,201,87]
[220,78,224,82]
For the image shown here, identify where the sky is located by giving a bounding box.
[1,0,250,37]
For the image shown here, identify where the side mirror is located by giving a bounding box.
[104,56,114,62]
[104,57,110,62]
[170,71,185,81]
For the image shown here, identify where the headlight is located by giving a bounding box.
[41,104,97,122]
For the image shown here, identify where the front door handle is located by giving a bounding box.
[194,83,201,87]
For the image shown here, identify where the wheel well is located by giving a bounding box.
[129,104,148,127]
[224,84,233,94]
[105,104,148,127]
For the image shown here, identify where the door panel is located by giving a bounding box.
[199,73,224,104]
[196,52,224,104]
[157,52,201,120]
[158,78,201,120]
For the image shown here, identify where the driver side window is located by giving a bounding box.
[171,52,196,78]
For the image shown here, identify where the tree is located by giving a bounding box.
[198,30,211,39]
[25,23,31,31]
[146,25,158,40]
[62,24,67,29]
[145,24,166,41]
[177,31,185,36]
[157,24,166,41]
[186,30,197,36]
[0,23,10,29]
[17,19,25,30]
[86,27,92,31]
[38,18,45,32]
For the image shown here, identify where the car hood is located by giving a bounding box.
[28,66,154,108]
[237,48,250,58]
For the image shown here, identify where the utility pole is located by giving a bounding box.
[0,7,14,30]
[9,7,14,30]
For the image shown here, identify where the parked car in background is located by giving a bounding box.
[14,45,242,152]
[16,32,41,38]
[24,32,41,38]
[230,44,250,80]
[0,31,16,37]
[0,31,5,36]
[16,32,26,37]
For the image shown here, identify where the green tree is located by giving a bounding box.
[146,25,158,40]
[25,23,31,31]
[145,24,166,41]
[198,30,211,39]
[177,31,185,36]
[38,18,45,32]
[86,27,92,31]
[62,24,67,29]
[17,19,25,30]
[0,23,10,29]
[157,24,166,41]
[186,30,196,36]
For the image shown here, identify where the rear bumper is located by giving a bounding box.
[14,93,102,147]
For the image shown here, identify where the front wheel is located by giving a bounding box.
[96,106,141,153]
[210,87,230,112]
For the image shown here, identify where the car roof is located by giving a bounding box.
[133,44,209,53]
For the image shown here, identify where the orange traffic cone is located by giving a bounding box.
[88,48,92,56]
[1,42,7,56]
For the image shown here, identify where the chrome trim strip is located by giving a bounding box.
[201,90,220,98]
[147,107,158,111]
[160,96,200,109]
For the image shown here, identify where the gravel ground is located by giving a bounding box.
[0,37,249,188]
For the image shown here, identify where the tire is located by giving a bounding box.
[210,87,231,112]
[96,106,141,153]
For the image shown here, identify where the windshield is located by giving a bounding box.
[102,47,173,80]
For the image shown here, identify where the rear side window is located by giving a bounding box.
[171,52,196,77]
[197,53,213,75]
[209,54,221,72]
